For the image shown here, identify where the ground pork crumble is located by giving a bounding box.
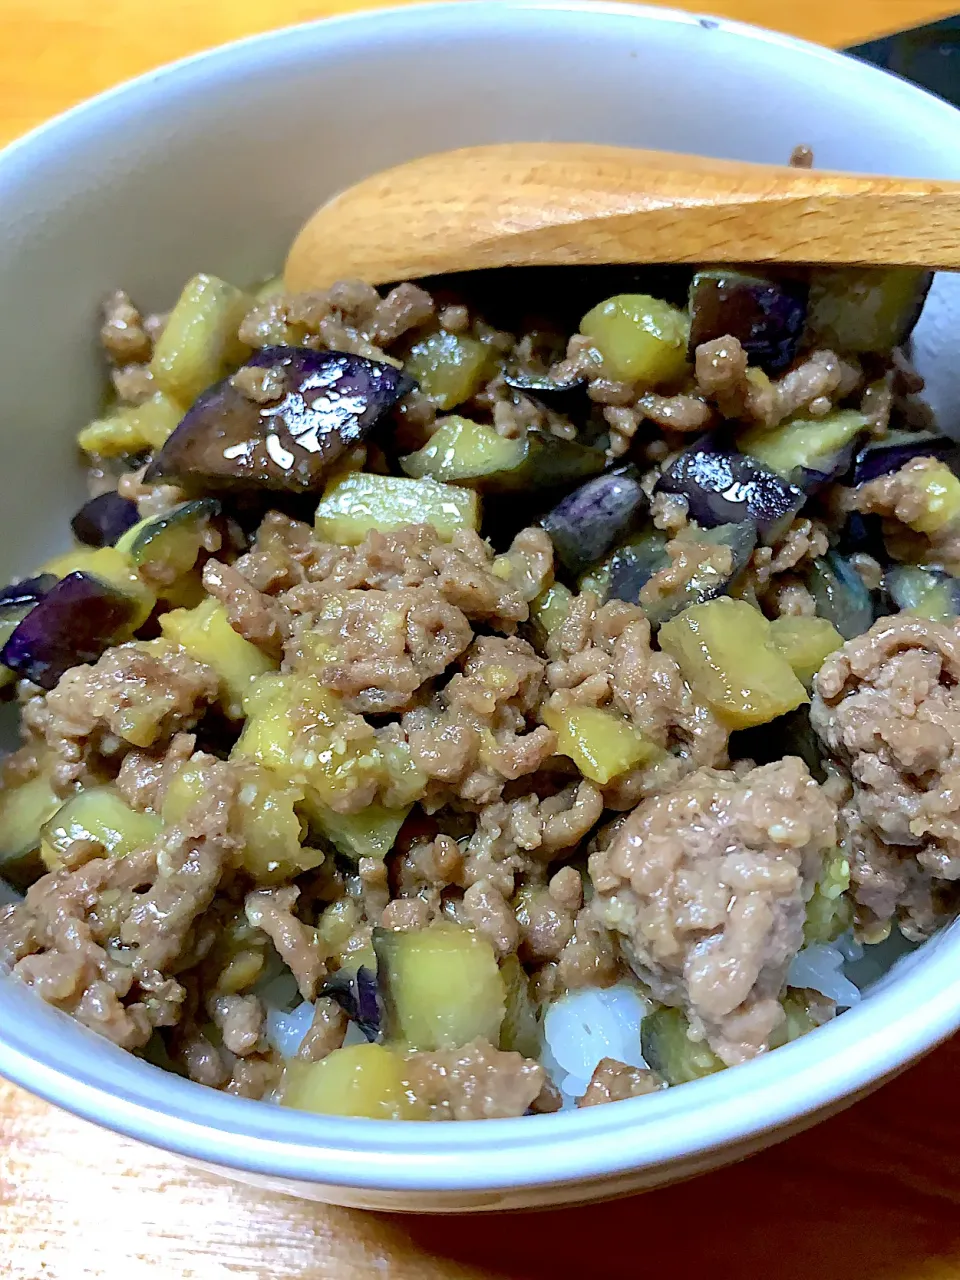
[0,261,949,1119]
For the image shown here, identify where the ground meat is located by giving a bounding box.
[850,456,960,573]
[0,755,239,1048]
[590,758,836,1064]
[751,518,830,588]
[202,559,289,659]
[369,281,435,346]
[242,519,551,638]
[208,993,264,1056]
[637,390,713,433]
[112,363,155,405]
[515,882,577,962]
[100,289,153,365]
[693,335,859,427]
[21,642,218,794]
[769,578,818,618]
[238,280,432,363]
[543,593,729,790]
[403,1037,546,1120]
[461,881,519,956]
[391,830,463,907]
[117,465,185,520]
[811,615,960,936]
[461,783,602,897]
[114,732,196,813]
[639,535,733,612]
[244,887,325,1000]
[404,634,558,809]
[227,1056,282,1100]
[295,996,348,1062]
[649,491,690,536]
[552,906,622,992]
[286,585,472,715]
[576,1058,662,1107]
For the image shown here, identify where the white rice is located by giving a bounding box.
[542,983,652,1106]
[264,998,315,1058]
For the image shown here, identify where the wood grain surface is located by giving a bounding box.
[286,142,960,289]
[2,3,960,1279]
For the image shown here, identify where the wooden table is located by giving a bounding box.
[2,2,959,1277]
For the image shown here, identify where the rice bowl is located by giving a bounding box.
[0,0,959,1208]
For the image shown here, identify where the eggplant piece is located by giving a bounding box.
[884,565,960,622]
[654,439,804,543]
[0,571,136,690]
[605,529,670,604]
[806,267,932,354]
[738,410,867,491]
[579,294,690,385]
[540,466,647,574]
[633,521,758,628]
[146,347,412,493]
[852,430,957,486]
[640,1006,725,1086]
[116,498,221,583]
[0,575,59,689]
[0,574,58,611]
[502,366,588,417]
[688,269,808,374]
[71,493,140,548]
[729,705,826,783]
[0,773,62,890]
[372,923,506,1051]
[408,425,608,499]
[806,551,876,640]
[404,330,497,410]
[318,965,382,1042]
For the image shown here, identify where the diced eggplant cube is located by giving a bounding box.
[654,440,804,543]
[540,467,647,574]
[71,493,140,547]
[147,347,412,493]
[0,574,58,611]
[0,571,136,690]
[688,269,807,374]
[852,431,957,486]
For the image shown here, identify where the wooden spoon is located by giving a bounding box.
[285,142,960,291]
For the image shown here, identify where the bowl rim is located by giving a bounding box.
[3,0,960,1195]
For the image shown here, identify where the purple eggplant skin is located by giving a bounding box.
[502,366,589,417]
[0,574,58,611]
[796,440,857,494]
[318,965,382,1042]
[71,492,140,547]
[852,431,957,486]
[0,571,135,690]
[654,439,805,544]
[146,347,414,494]
[541,466,647,574]
[688,270,808,374]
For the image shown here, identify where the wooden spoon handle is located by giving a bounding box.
[286,142,960,291]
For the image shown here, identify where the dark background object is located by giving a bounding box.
[847,17,960,109]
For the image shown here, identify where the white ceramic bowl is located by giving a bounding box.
[3,0,960,1213]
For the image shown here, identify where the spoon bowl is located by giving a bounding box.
[285,142,960,291]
